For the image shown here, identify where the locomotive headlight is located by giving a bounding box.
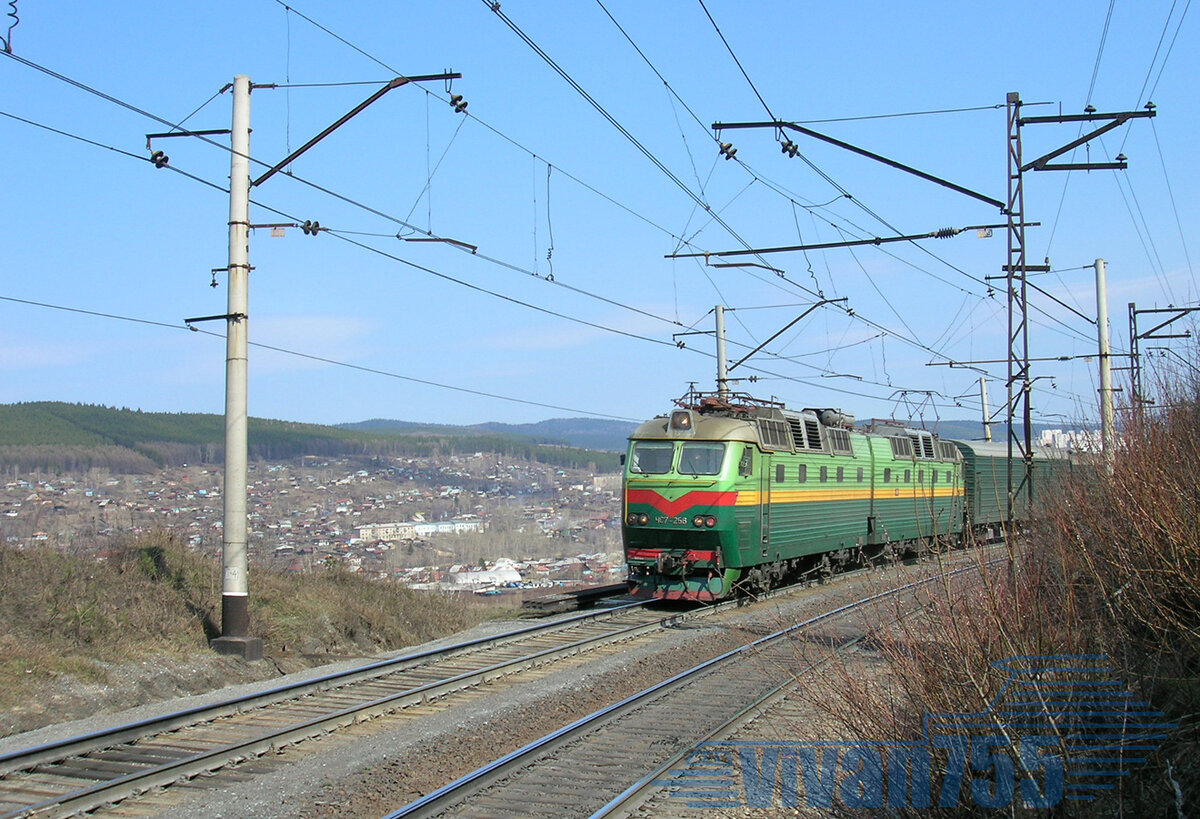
[705,515,717,528]
[637,513,649,525]
[692,515,704,528]
[626,513,639,526]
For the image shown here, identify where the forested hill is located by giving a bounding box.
[0,403,620,474]
[343,417,636,453]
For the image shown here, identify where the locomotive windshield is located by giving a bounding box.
[629,441,675,474]
[677,443,726,475]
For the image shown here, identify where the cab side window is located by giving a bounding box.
[738,447,754,477]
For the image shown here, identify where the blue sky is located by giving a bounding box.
[1,1,1195,429]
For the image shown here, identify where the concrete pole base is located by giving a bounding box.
[210,635,264,661]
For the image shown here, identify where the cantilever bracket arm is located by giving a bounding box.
[253,72,461,187]
[712,119,1006,211]
[184,312,246,330]
[1020,107,1156,172]
[1137,306,1200,340]
[728,298,846,372]
[667,222,1017,261]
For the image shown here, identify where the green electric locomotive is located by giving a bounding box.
[623,393,1030,600]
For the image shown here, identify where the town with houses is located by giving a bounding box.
[0,427,1096,598]
[0,451,627,597]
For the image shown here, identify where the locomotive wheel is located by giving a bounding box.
[815,554,832,584]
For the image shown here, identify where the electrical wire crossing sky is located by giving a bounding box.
[1,1,1195,430]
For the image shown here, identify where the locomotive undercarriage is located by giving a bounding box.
[625,545,736,601]
[735,531,964,596]
[738,547,858,594]
[630,527,973,601]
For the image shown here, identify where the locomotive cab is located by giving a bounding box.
[623,404,757,600]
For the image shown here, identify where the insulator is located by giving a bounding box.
[817,409,855,428]
[934,227,956,239]
[150,150,169,168]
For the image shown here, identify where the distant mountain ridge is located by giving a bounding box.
[474,418,636,451]
[339,417,637,452]
[0,403,621,473]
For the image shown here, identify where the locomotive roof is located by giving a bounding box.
[629,413,759,442]
[627,393,970,461]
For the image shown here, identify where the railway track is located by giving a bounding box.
[0,550,990,817]
[0,595,723,818]
[385,559,991,819]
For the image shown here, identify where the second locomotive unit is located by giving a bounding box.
[623,392,1038,600]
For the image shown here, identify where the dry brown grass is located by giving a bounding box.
[0,531,509,718]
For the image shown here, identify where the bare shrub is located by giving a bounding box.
[782,365,1199,815]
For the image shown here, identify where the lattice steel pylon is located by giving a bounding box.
[1005,93,1029,524]
[1003,92,1155,525]
[1128,302,1200,426]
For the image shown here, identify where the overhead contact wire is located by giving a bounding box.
[4,23,1062,410]
[480,0,772,268]
[6,50,674,335]
[0,106,681,353]
[0,295,641,422]
[276,1,998,384]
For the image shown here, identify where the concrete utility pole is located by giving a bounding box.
[195,71,463,660]
[715,305,729,399]
[980,377,992,442]
[212,75,261,660]
[1095,258,1115,471]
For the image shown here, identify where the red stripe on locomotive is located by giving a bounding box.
[624,489,737,518]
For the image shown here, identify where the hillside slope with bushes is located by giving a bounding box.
[0,533,508,737]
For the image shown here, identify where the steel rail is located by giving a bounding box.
[1,602,691,818]
[385,558,994,819]
[0,598,646,779]
[590,556,1002,818]
[0,578,820,817]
